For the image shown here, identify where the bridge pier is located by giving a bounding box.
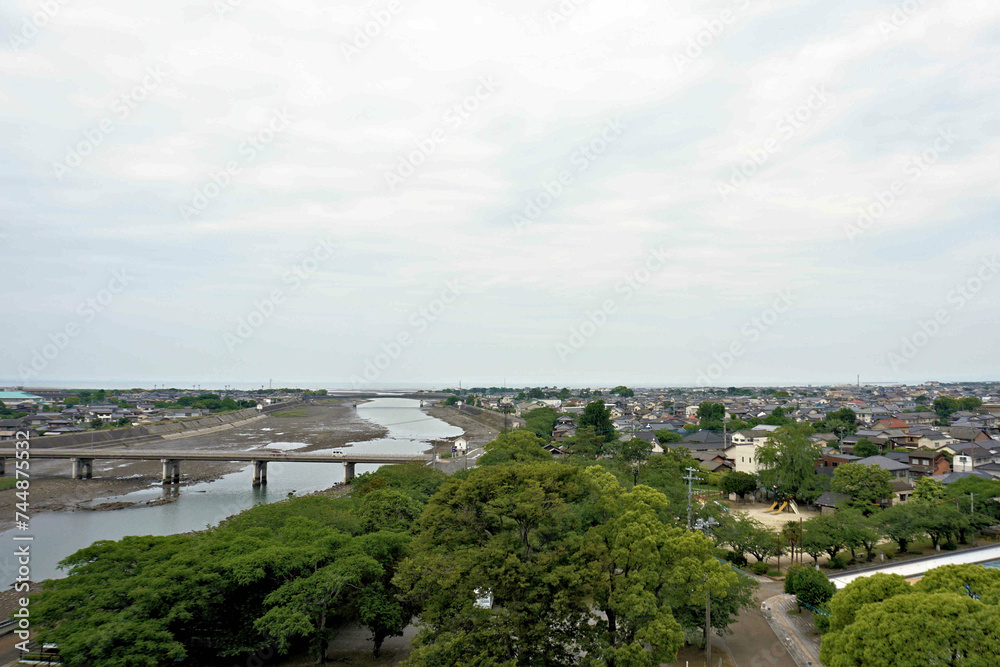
[252,460,268,487]
[71,458,93,480]
[344,462,355,485]
[0,458,5,476]
[161,459,180,485]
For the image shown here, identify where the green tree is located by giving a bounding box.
[933,396,960,419]
[916,564,1000,604]
[716,513,782,565]
[755,425,823,501]
[961,396,983,410]
[720,471,757,501]
[608,437,654,486]
[827,572,911,632]
[820,592,1000,667]
[830,462,893,511]
[696,401,725,425]
[852,438,878,458]
[914,501,968,549]
[784,564,836,610]
[356,488,423,533]
[579,401,615,442]
[395,462,594,665]
[654,429,683,444]
[562,425,607,459]
[762,406,794,427]
[611,385,634,397]
[477,430,553,467]
[878,502,924,554]
[581,468,693,664]
[522,406,559,440]
[911,476,946,503]
[802,514,846,563]
[837,509,882,562]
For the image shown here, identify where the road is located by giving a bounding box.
[760,594,822,667]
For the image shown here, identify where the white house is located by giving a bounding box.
[728,429,774,474]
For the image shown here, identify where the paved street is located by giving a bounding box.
[761,594,822,667]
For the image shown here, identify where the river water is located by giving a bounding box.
[1,398,461,584]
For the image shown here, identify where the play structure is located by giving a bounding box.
[765,499,800,515]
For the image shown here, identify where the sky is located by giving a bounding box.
[2,0,999,390]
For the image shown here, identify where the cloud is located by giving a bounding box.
[2,0,999,386]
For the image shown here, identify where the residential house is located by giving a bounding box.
[0,419,29,440]
[907,451,951,477]
[856,455,911,482]
[688,449,734,472]
[815,492,851,515]
[894,411,938,426]
[945,427,992,444]
[953,445,994,472]
[816,453,861,475]
[728,429,772,474]
[912,429,959,451]
[892,479,914,504]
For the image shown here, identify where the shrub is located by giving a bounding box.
[785,564,837,609]
[942,539,958,551]
[827,556,846,570]
[724,551,748,567]
[752,561,769,575]
[814,606,831,634]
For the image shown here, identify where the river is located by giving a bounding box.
[1,398,461,585]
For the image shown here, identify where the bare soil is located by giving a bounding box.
[0,400,387,531]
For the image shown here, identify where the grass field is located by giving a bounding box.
[0,478,18,491]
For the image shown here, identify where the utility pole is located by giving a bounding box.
[683,467,700,530]
[705,585,712,667]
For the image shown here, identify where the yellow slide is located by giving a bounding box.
[766,502,778,512]
[773,501,788,514]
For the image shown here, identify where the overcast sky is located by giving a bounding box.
[2,0,999,390]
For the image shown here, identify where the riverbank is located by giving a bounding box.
[0,401,387,531]
[423,405,503,448]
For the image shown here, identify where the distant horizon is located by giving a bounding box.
[4,378,998,393]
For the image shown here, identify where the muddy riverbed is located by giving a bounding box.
[0,400,387,531]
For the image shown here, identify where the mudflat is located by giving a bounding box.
[0,401,387,530]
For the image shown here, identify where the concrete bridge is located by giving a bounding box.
[0,449,431,486]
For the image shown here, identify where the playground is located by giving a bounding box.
[731,500,821,528]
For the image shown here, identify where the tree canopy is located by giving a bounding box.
[830,462,893,510]
[578,401,615,442]
[755,425,823,501]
